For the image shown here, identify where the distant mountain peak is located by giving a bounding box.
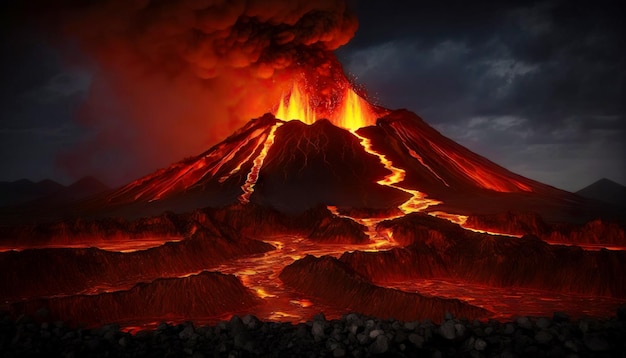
[576,178,626,207]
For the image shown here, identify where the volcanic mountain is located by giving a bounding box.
[80,108,595,224]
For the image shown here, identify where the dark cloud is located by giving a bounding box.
[337,0,624,190]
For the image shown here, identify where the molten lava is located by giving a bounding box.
[240,123,283,203]
[275,83,316,125]
[334,87,376,131]
[274,81,376,131]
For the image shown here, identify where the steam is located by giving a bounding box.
[51,0,358,185]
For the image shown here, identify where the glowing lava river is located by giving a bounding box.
[207,234,623,327]
[212,233,398,322]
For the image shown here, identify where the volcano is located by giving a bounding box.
[1,86,625,331]
[85,107,591,223]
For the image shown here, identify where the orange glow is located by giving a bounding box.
[275,82,375,131]
[275,82,316,125]
[240,123,282,203]
[334,87,376,131]
[0,237,183,253]
[291,299,313,308]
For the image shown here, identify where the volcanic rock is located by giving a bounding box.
[10,272,260,327]
[465,211,626,246]
[0,212,183,247]
[3,310,626,357]
[279,255,490,322]
[0,228,273,301]
[341,213,626,298]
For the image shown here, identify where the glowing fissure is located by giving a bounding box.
[239,123,283,203]
[428,140,533,193]
[428,211,522,237]
[407,149,450,187]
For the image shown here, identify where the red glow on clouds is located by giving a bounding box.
[52,0,358,185]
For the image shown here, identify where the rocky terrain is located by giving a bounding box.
[2,309,625,357]
[465,212,626,246]
[344,213,626,299]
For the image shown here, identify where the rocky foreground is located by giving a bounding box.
[2,309,625,357]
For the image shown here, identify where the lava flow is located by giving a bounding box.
[275,81,441,216]
[212,234,398,322]
[240,123,283,203]
[3,77,624,332]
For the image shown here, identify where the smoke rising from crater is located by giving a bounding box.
[49,0,357,185]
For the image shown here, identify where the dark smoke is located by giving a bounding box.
[45,0,357,185]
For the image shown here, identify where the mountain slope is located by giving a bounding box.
[91,110,583,220]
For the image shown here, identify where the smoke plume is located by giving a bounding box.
[47,0,358,185]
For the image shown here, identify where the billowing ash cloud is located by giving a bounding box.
[46,0,357,185]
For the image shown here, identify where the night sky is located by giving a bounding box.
[1,0,623,192]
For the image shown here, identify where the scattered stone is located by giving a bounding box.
[503,323,515,335]
[564,340,579,352]
[369,334,389,355]
[583,334,609,352]
[516,316,532,330]
[454,323,466,338]
[535,330,553,345]
[179,324,195,340]
[312,321,325,339]
[439,321,456,340]
[408,333,424,348]
[535,317,551,329]
[118,336,129,347]
[242,315,260,330]
[0,311,624,357]
[474,338,487,351]
[356,333,368,345]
